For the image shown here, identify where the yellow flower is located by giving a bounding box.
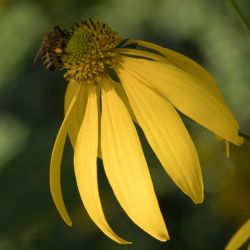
[46,19,243,244]
[225,219,250,250]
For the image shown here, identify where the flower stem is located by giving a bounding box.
[230,0,250,33]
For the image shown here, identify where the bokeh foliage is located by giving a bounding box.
[0,0,249,249]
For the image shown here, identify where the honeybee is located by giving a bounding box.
[34,26,71,71]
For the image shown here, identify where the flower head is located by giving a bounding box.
[44,19,243,244]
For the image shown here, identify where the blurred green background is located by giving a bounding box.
[0,0,249,249]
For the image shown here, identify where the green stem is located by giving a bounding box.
[230,0,250,32]
[239,132,250,140]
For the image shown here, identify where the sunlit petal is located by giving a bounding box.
[225,219,250,250]
[130,39,224,100]
[74,85,128,244]
[64,79,87,147]
[111,77,137,123]
[50,84,81,226]
[121,57,243,145]
[118,69,203,203]
[115,47,168,63]
[96,87,102,159]
[101,79,169,241]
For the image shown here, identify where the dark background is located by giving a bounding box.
[0,0,249,249]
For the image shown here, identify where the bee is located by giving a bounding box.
[34,26,71,71]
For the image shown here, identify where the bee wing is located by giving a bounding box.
[33,36,49,66]
[33,48,41,65]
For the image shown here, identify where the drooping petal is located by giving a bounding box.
[101,79,169,241]
[129,39,224,100]
[118,69,203,204]
[50,84,81,226]
[111,78,137,123]
[96,87,102,159]
[64,79,87,147]
[120,57,243,145]
[114,47,168,63]
[74,85,128,244]
[225,219,250,250]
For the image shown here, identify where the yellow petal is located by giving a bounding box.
[110,77,137,123]
[120,57,243,146]
[101,79,169,241]
[98,80,135,158]
[65,81,102,159]
[96,87,102,159]
[64,79,87,147]
[74,85,128,244]
[114,47,168,63]
[225,219,250,250]
[118,69,203,204]
[130,39,224,100]
[50,84,81,226]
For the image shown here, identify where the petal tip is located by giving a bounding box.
[191,190,204,205]
[194,197,204,205]
[158,233,170,242]
[115,238,132,245]
[123,241,132,245]
[154,229,170,242]
[228,130,244,146]
[151,225,170,242]
[237,136,244,146]
[66,221,73,227]
[61,215,73,227]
